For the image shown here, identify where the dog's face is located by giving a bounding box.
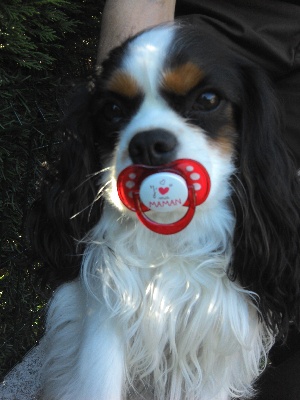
[92,24,241,215]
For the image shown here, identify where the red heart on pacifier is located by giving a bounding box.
[117,159,210,235]
[159,187,169,195]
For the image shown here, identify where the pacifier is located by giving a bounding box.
[117,159,210,234]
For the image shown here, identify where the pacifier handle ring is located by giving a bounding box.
[133,186,196,235]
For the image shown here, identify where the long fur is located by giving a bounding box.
[29,23,300,400]
[230,65,300,335]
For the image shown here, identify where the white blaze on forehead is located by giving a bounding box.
[121,25,176,94]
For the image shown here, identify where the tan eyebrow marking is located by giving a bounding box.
[106,70,141,98]
[161,62,204,95]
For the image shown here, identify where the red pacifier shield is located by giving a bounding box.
[117,159,210,234]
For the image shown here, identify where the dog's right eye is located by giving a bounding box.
[102,102,124,123]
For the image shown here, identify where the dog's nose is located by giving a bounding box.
[128,129,178,166]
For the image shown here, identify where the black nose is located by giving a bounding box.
[128,129,178,166]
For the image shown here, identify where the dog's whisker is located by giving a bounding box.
[70,206,92,220]
[87,180,113,221]
[74,167,112,191]
[70,179,112,221]
[96,179,112,198]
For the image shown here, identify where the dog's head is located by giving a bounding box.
[30,23,300,337]
[94,24,238,218]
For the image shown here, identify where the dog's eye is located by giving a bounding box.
[103,102,124,123]
[194,92,220,111]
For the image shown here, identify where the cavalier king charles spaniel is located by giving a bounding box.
[30,23,300,399]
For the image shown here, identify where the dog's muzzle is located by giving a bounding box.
[117,159,210,234]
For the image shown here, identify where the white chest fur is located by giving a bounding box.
[42,207,272,400]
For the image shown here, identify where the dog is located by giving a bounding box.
[30,22,300,399]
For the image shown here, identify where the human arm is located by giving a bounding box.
[97,0,176,64]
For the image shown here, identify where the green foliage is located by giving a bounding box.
[0,0,104,379]
[0,0,79,71]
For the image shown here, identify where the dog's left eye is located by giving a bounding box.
[102,102,124,123]
[194,92,221,111]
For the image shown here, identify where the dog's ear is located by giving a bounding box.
[230,64,300,337]
[28,83,102,288]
